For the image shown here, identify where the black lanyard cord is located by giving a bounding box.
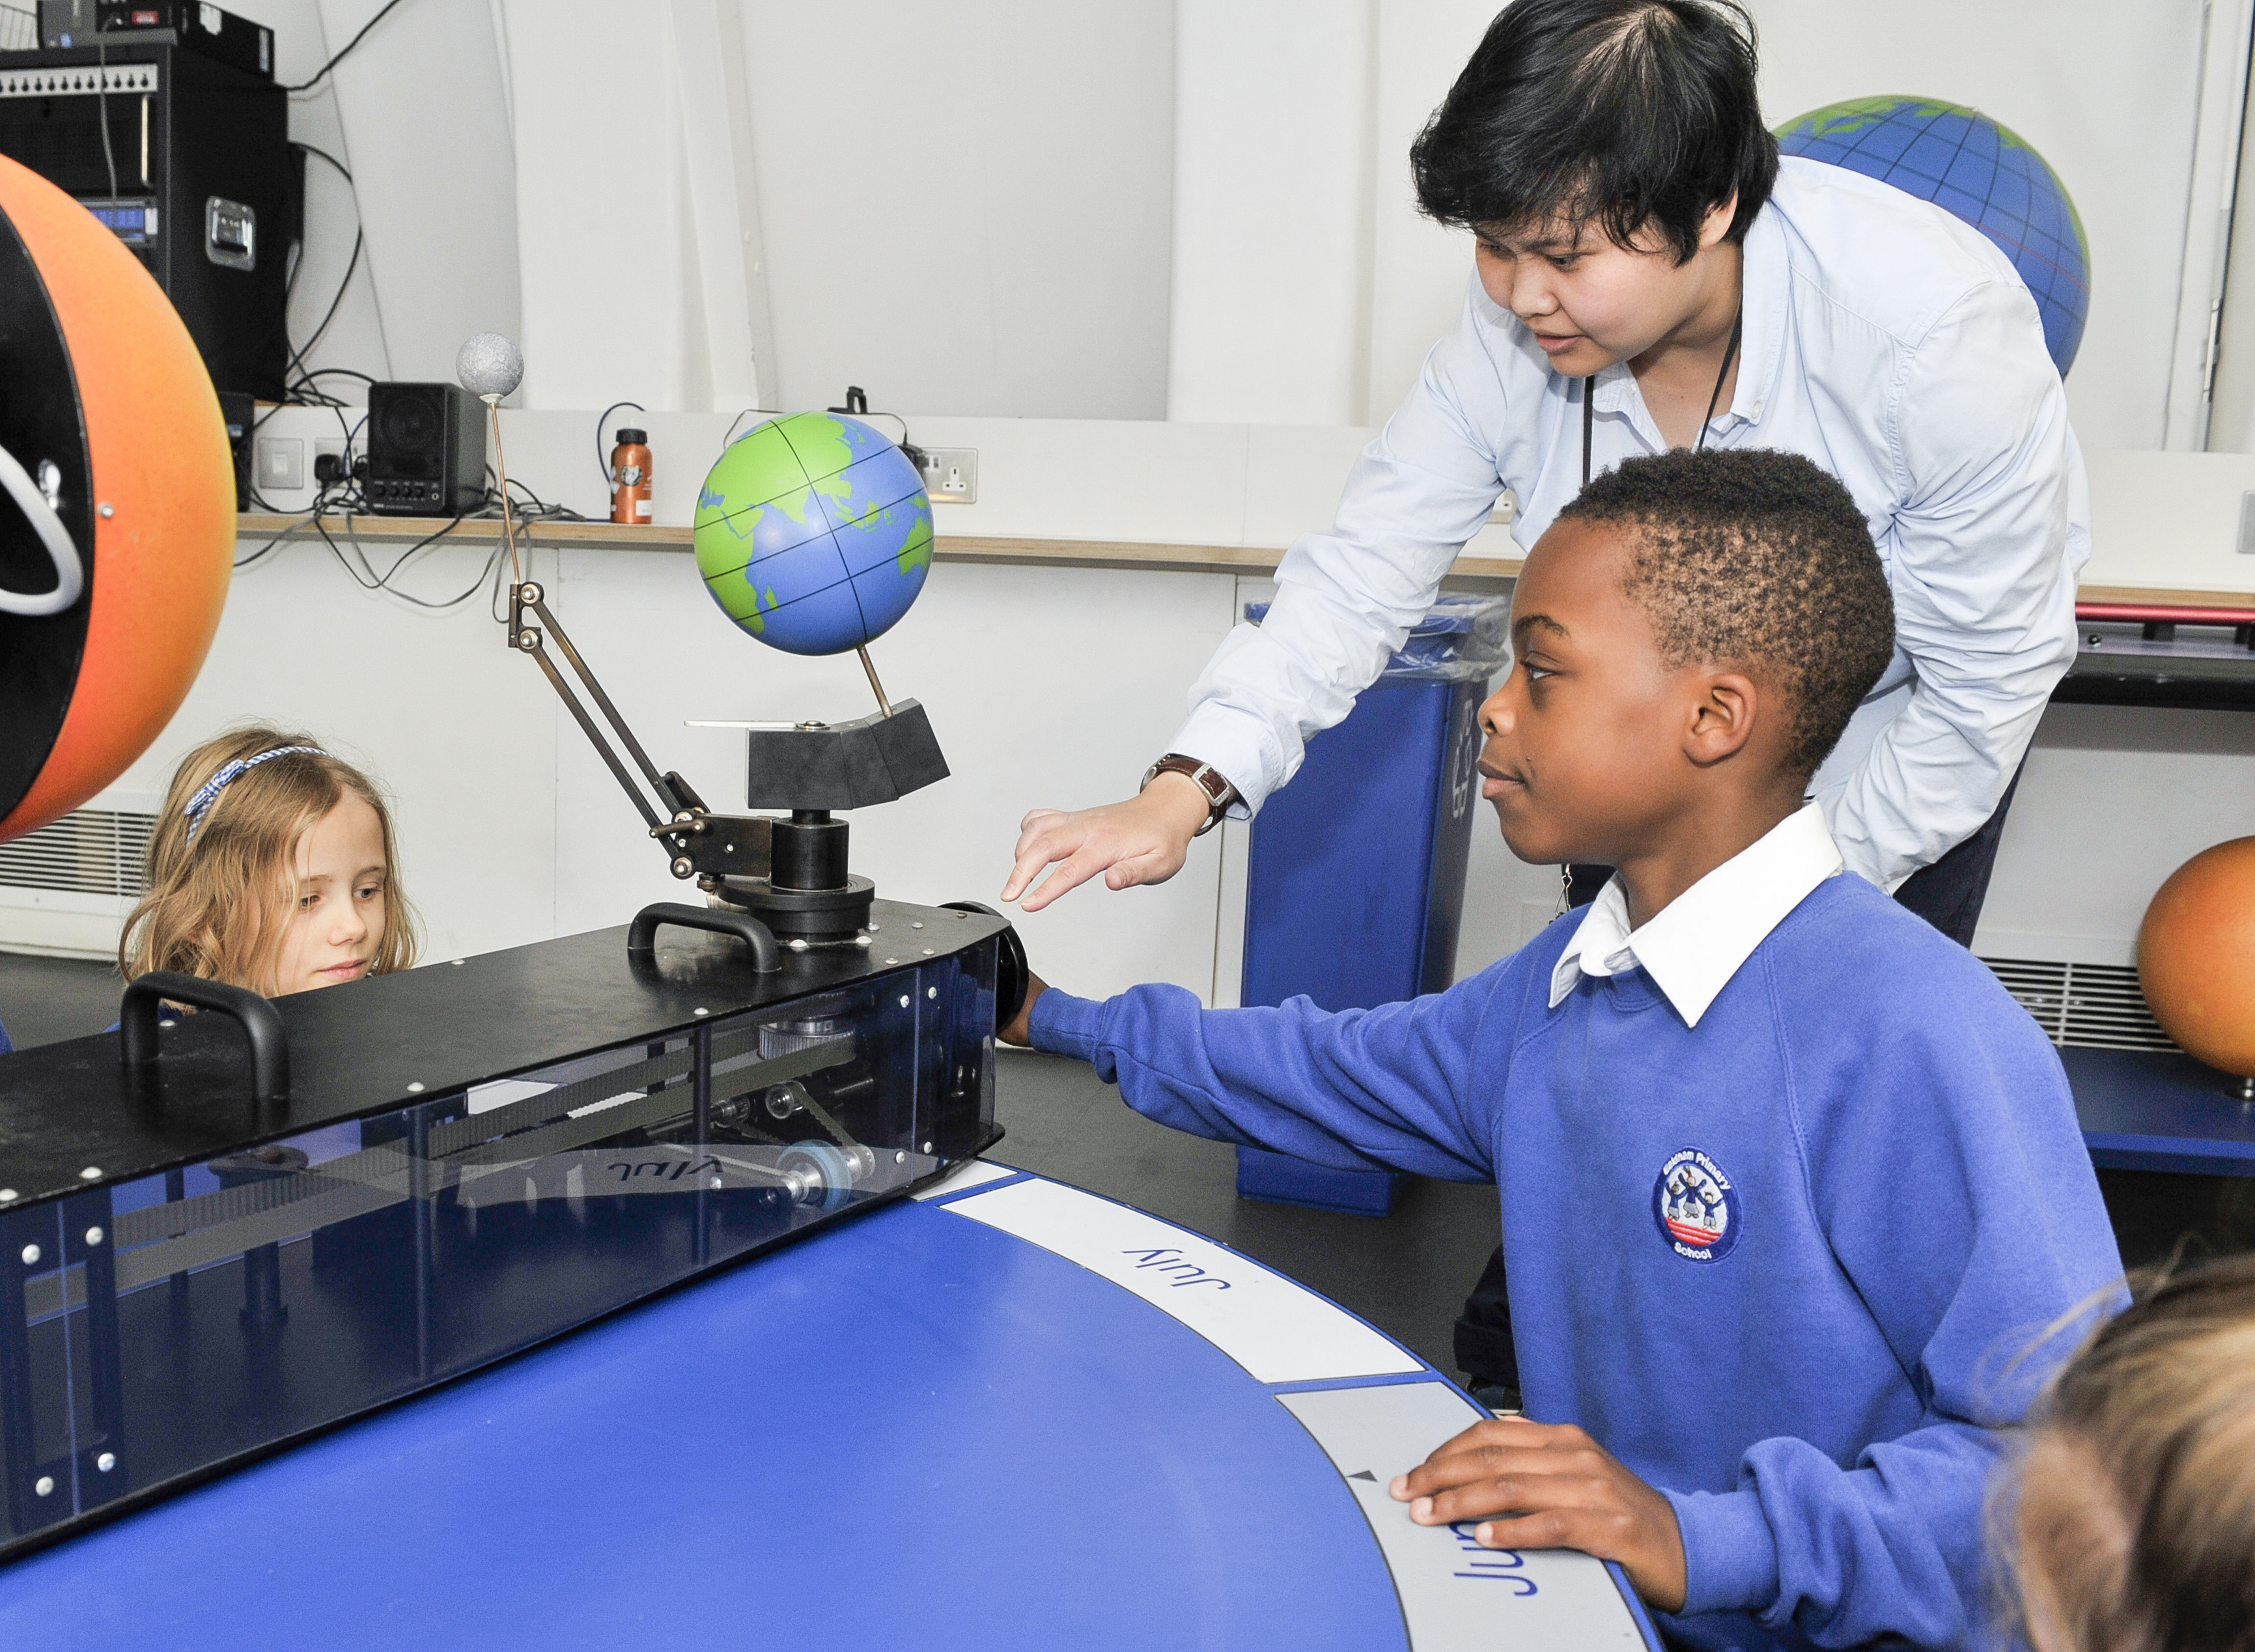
[1580,305,1744,488]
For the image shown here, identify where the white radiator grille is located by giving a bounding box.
[0,807,153,899]
[1980,957,2180,1054]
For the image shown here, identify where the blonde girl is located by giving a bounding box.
[2004,1252,2255,1652]
[120,727,419,996]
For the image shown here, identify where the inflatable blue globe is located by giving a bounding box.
[1776,97,2089,375]
[692,412,934,656]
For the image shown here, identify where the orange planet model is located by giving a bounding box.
[2138,836,2255,1078]
[0,153,234,843]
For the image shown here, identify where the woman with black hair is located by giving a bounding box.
[1005,0,2081,944]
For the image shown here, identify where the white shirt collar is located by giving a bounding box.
[1547,803,1844,1026]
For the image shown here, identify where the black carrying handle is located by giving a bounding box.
[119,971,290,1112]
[940,901,1030,1036]
[626,902,782,972]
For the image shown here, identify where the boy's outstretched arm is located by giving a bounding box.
[1005,958,1530,1183]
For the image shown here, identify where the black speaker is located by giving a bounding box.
[366,382,485,516]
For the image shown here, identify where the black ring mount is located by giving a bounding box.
[939,901,1029,1036]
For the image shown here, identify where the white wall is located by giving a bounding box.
[245,1,2213,448]
[740,0,1176,420]
[1168,0,1375,424]
[1746,0,2208,450]
[1180,0,2213,445]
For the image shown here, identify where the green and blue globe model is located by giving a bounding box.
[693,411,934,656]
[1776,96,2089,375]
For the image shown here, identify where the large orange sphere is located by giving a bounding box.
[2138,837,2255,1077]
[0,152,234,843]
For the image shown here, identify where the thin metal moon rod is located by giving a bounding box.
[485,396,521,585]
[856,645,892,718]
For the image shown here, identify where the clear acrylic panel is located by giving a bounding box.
[0,950,997,1546]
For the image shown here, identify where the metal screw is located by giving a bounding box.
[921,949,933,957]
[927,987,938,1000]
[898,994,910,1008]
[910,921,923,930]
[78,1167,100,1181]
[97,502,114,518]
[33,1476,52,1497]
[708,1176,723,1190]
[19,1244,38,1266]
[921,1141,932,1153]
[450,959,465,967]
[0,1190,15,1202]
[693,1007,709,1017]
[894,1151,906,1164]
[854,935,871,948]
[884,958,898,966]
[518,628,539,649]
[869,922,880,931]
[406,1082,425,1095]
[83,1227,103,1246]
[671,857,694,878]
[96,1453,115,1473]
[789,938,811,951]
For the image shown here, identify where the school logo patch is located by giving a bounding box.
[1652,1148,1740,1263]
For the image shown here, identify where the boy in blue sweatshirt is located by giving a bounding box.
[1001,448,2123,1651]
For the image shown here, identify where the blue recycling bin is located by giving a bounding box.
[1235,593,1508,1216]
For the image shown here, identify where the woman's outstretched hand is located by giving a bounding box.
[1000,772,1213,912]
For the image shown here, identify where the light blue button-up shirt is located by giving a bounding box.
[1173,156,2090,891]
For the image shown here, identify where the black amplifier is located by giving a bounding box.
[0,42,288,396]
[38,1,273,80]
[366,382,487,516]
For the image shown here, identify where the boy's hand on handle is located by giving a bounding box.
[1000,773,1212,912]
[1390,1416,1688,1613]
[996,972,1050,1048]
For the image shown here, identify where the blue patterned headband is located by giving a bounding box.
[182,747,329,845]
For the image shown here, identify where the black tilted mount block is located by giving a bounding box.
[505,581,953,942]
[744,702,949,811]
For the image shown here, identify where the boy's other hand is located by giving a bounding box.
[1000,774,1211,912]
[1390,1416,1688,1612]
[997,972,1050,1048]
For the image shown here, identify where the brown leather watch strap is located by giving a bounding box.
[1142,753,1238,835]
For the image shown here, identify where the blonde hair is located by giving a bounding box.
[120,726,420,993]
[2001,1253,2255,1652]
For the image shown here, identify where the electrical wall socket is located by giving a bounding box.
[918,447,977,504]
[255,435,303,492]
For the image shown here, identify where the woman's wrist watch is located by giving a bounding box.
[1141,753,1238,836]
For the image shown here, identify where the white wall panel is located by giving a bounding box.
[736,0,1175,420]
[1746,0,2207,450]
[1168,0,1376,425]
[313,0,519,384]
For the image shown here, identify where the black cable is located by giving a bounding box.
[291,141,354,184]
[295,228,363,368]
[92,29,119,204]
[283,0,407,95]
[718,407,788,452]
[595,402,645,489]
